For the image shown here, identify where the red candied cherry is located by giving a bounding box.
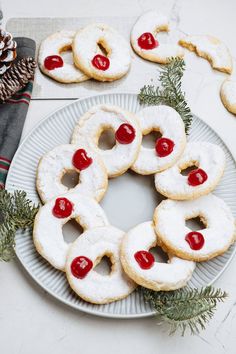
[44,55,63,70]
[71,256,93,279]
[52,197,73,218]
[72,149,93,171]
[185,231,205,250]
[137,32,159,50]
[188,168,208,186]
[91,54,110,71]
[155,137,175,157]
[115,123,136,144]
[134,250,155,270]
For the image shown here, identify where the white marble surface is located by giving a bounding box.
[1,0,236,353]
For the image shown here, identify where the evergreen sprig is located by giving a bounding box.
[142,286,228,335]
[0,189,39,261]
[138,57,193,134]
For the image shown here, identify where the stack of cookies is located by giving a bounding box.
[38,24,132,83]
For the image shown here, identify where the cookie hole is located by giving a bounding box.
[98,128,116,150]
[60,45,74,65]
[180,164,198,176]
[149,247,169,263]
[61,170,80,189]
[94,255,112,275]
[185,216,206,231]
[97,42,109,56]
[153,30,170,44]
[142,131,162,149]
[62,219,83,244]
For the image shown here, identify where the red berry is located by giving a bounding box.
[52,197,73,218]
[185,231,205,250]
[137,32,158,50]
[71,256,93,279]
[91,54,110,71]
[134,250,155,269]
[44,55,63,70]
[188,168,208,186]
[115,123,136,144]
[155,137,175,157]
[72,149,93,171]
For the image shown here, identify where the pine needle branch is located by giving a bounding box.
[142,286,228,336]
[0,189,39,261]
[138,57,193,134]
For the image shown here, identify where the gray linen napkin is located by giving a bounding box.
[0,37,36,188]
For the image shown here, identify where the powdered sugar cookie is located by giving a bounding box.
[36,144,108,203]
[155,142,225,200]
[179,35,233,74]
[66,226,136,304]
[33,192,109,271]
[131,11,184,64]
[71,104,142,177]
[121,222,195,291]
[220,79,236,115]
[131,105,186,175]
[154,194,236,262]
[38,30,89,83]
[72,23,131,82]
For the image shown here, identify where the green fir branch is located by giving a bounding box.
[138,57,193,134]
[0,189,39,261]
[142,286,228,336]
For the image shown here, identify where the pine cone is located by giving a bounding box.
[0,57,36,102]
[0,29,17,75]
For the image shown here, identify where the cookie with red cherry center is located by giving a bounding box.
[154,194,236,262]
[71,104,142,178]
[72,23,131,82]
[38,30,89,83]
[131,11,184,64]
[66,226,136,304]
[121,221,195,291]
[155,142,226,200]
[131,105,186,175]
[36,143,108,203]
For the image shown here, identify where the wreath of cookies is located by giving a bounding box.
[33,103,236,305]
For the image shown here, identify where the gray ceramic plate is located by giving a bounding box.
[6,93,236,318]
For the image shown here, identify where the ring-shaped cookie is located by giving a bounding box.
[36,144,108,203]
[131,105,186,175]
[66,226,136,304]
[179,35,233,74]
[71,104,142,177]
[154,194,236,262]
[131,11,184,64]
[155,142,225,200]
[33,192,109,271]
[121,222,195,291]
[220,79,236,115]
[73,23,131,82]
[38,30,89,83]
